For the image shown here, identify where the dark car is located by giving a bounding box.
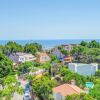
[24,84,30,93]
[23,92,32,100]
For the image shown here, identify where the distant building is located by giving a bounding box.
[51,47,64,59]
[29,68,45,76]
[36,52,51,63]
[62,44,78,52]
[51,47,73,64]
[9,52,36,63]
[62,55,73,64]
[52,84,83,100]
[68,63,98,76]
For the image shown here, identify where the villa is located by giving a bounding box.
[52,83,83,100]
[52,47,64,59]
[29,68,45,77]
[62,44,78,52]
[36,52,51,63]
[62,55,73,64]
[68,63,98,76]
[9,52,36,63]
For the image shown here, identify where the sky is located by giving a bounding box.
[0,0,100,40]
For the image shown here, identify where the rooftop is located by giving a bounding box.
[52,84,83,96]
[69,63,98,67]
[11,52,35,57]
[62,44,78,46]
[37,52,49,56]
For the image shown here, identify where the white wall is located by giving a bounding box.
[53,93,64,100]
[68,63,98,76]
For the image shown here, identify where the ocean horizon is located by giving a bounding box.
[0,39,100,49]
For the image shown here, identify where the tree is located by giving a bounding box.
[0,45,4,53]
[71,44,100,63]
[3,41,24,55]
[80,41,88,47]
[58,46,70,55]
[88,40,100,48]
[17,61,33,74]
[0,53,13,78]
[60,67,87,87]
[80,40,100,48]
[24,43,42,55]
[50,55,58,62]
[89,84,100,100]
[32,75,57,100]
[65,93,94,100]
[65,94,80,100]
[1,75,23,99]
[95,70,100,77]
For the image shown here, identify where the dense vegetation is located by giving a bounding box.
[0,41,42,56]
[71,40,100,63]
[65,93,94,100]
[0,41,42,99]
[24,43,42,54]
[2,41,24,55]
[0,40,100,100]
[60,67,87,87]
[58,46,70,55]
[0,53,13,78]
[32,75,57,100]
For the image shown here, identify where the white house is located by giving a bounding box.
[62,44,78,52]
[52,84,83,100]
[9,52,36,63]
[68,63,98,76]
[52,47,64,59]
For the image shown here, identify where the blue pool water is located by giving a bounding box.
[86,82,94,88]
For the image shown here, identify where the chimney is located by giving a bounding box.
[71,79,76,85]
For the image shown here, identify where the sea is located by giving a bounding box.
[0,39,100,49]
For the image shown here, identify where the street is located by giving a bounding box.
[11,92,23,100]
[11,78,31,100]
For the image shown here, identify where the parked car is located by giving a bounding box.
[24,88,30,93]
[24,84,30,93]
[23,92,32,100]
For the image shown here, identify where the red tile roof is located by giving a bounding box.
[52,84,83,96]
[37,52,49,56]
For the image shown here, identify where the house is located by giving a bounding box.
[29,68,45,77]
[36,52,51,63]
[51,47,73,64]
[68,63,98,76]
[62,55,73,64]
[9,52,36,63]
[62,44,78,52]
[51,47,64,59]
[52,84,83,100]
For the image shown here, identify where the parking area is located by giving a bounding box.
[12,78,34,100]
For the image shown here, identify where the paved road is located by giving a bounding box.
[11,79,27,100]
[11,79,34,100]
[11,92,23,100]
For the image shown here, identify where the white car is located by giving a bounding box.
[23,92,31,100]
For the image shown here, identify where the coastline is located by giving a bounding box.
[0,39,100,49]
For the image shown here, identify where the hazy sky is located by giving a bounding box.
[0,0,100,40]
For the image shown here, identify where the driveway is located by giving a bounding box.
[11,92,23,100]
[12,76,34,100]
[12,79,28,100]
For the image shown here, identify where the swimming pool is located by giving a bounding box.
[85,82,94,88]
